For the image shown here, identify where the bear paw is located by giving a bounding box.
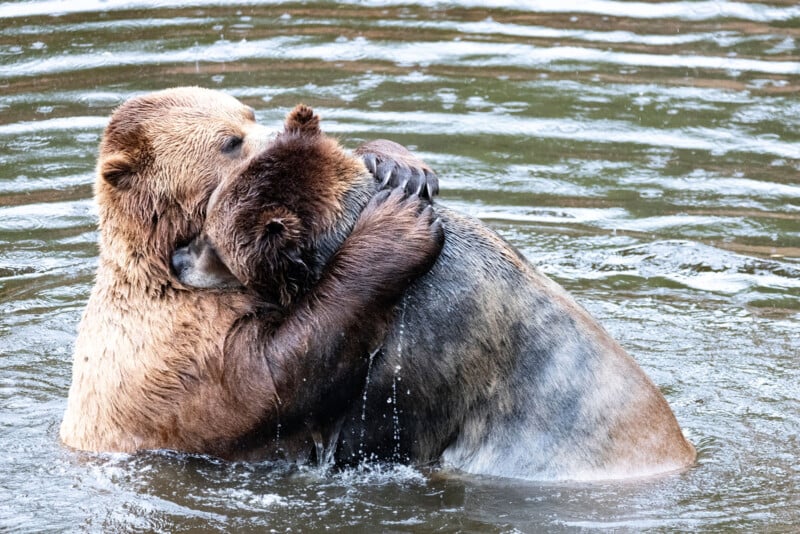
[355,140,439,202]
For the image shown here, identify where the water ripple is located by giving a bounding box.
[4,36,798,80]
[0,199,96,232]
[1,0,798,23]
[0,117,108,136]
[322,109,800,159]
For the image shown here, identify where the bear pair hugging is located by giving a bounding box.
[61,87,695,481]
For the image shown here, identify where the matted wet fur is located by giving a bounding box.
[177,104,697,481]
[60,88,443,458]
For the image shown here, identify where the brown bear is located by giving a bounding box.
[59,87,443,459]
[176,105,697,481]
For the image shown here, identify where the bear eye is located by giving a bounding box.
[221,135,243,154]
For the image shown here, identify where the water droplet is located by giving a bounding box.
[358,347,379,460]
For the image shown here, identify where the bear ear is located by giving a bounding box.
[264,218,286,237]
[284,104,320,135]
[100,153,135,189]
[257,209,302,246]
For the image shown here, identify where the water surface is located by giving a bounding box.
[1,1,798,531]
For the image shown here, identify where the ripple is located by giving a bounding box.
[543,239,800,296]
[0,173,93,195]
[0,17,215,36]
[284,39,800,76]
[323,109,800,159]
[0,199,96,232]
[377,18,745,48]
[641,174,800,200]
[0,117,108,135]
[370,1,800,22]
[451,201,629,226]
[1,0,798,23]
[0,36,302,78]
[4,35,798,80]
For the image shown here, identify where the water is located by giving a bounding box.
[1,0,798,531]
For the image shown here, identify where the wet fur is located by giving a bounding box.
[60,89,443,459]
[181,105,697,481]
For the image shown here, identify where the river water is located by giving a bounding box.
[1,1,798,531]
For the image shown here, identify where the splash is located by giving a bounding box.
[310,416,345,470]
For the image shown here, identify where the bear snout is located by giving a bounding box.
[172,236,243,290]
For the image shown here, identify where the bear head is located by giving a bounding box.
[95,87,270,290]
[173,104,374,307]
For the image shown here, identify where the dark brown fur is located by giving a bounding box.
[178,104,696,480]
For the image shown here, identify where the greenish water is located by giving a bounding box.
[1,1,798,531]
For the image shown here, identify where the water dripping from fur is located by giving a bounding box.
[310,416,345,470]
[358,346,380,460]
[391,298,407,462]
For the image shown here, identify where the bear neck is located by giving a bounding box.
[98,229,172,295]
[96,201,191,296]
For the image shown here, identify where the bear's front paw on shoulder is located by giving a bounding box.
[356,140,439,202]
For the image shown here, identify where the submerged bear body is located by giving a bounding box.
[335,207,695,480]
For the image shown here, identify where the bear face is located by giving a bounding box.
[184,105,375,306]
[95,87,271,290]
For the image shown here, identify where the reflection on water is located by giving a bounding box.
[1,0,798,531]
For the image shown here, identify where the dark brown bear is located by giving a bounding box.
[176,105,696,481]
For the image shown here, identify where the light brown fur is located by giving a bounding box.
[61,88,271,454]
